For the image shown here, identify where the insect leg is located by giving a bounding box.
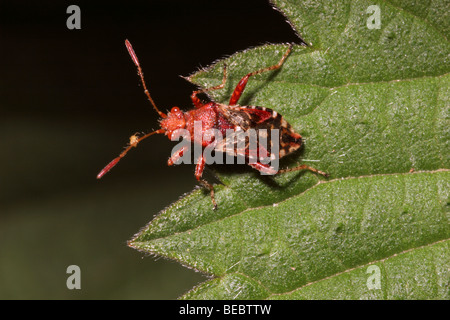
[249,161,328,178]
[168,145,190,166]
[191,64,227,108]
[195,154,217,210]
[278,164,329,178]
[229,44,292,106]
[249,162,278,175]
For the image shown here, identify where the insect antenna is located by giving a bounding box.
[97,129,165,179]
[125,39,167,119]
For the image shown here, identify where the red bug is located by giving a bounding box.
[97,40,328,209]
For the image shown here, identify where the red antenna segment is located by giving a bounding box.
[125,39,167,119]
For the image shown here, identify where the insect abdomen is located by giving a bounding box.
[279,128,302,158]
[244,105,303,159]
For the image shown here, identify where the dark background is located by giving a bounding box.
[0,0,299,299]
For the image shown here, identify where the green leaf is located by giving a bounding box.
[183,239,450,300]
[129,0,450,299]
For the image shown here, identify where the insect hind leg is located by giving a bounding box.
[249,162,277,175]
[278,164,329,178]
[250,162,328,178]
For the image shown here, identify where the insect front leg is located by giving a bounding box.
[168,145,190,166]
[229,44,292,106]
[195,154,217,210]
[190,64,227,108]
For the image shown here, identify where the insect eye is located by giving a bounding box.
[171,107,180,113]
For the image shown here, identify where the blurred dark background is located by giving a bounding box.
[0,0,298,299]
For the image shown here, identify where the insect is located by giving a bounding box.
[97,40,328,209]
